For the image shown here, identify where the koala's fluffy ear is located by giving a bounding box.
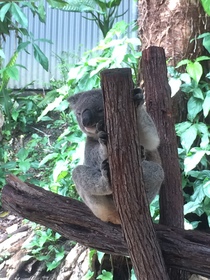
[68,92,83,109]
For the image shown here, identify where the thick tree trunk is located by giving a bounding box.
[138,0,210,65]
[100,68,168,280]
[142,46,188,279]
[2,175,210,278]
[138,0,210,124]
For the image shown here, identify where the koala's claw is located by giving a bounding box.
[101,159,110,180]
[97,121,108,146]
[96,120,105,133]
[132,87,144,107]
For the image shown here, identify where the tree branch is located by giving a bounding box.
[2,174,210,278]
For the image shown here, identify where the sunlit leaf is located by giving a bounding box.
[0,3,11,22]
[187,96,203,121]
[180,124,197,152]
[201,0,210,15]
[186,61,202,84]
[184,150,206,173]
[202,90,210,117]
[203,181,210,198]
[11,2,28,28]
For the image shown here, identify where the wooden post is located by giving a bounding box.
[141,46,187,279]
[100,68,169,280]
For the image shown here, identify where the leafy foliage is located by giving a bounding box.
[200,0,210,16]
[22,226,66,271]
[0,1,52,131]
[170,33,210,228]
[47,0,125,37]
[0,18,140,272]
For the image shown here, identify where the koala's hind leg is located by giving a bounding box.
[142,160,164,203]
[72,165,121,224]
[72,164,112,196]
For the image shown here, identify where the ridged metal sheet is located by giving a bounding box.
[3,1,136,89]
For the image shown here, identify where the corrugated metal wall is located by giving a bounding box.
[3,1,137,89]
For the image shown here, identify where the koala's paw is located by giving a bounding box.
[96,121,107,146]
[132,87,144,107]
[101,159,110,181]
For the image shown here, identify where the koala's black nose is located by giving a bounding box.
[82,109,93,127]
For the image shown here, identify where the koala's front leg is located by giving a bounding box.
[133,88,160,151]
[96,120,108,160]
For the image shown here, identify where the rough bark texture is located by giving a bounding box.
[142,46,187,279]
[100,68,168,280]
[142,47,184,228]
[3,175,210,278]
[138,0,210,65]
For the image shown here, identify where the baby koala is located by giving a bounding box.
[68,89,164,224]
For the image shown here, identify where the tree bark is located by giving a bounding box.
[142,47,184,229]
[3,175,210,278]
[100,68,168,280]
[142,46,188,279]
[138,0,210,65]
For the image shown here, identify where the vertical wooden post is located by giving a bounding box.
[141,46,188,279]
[101,68,169,280]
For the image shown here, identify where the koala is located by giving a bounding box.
[68,89,164,224]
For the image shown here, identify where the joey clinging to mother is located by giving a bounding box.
[68,89,164,224]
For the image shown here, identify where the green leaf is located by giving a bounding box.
[203,34,210,53]
[197,32,210,39]
[37,95,64,121]
[180,73,191,84]
[176,59,190,68]
[189,170,210,180]
[196,55,210,62]
[47,0,96,12]
[202,90,210,117]
[82,270,95,280]
[186,61,202,84]
[17,148,29,161]
[197,123,209,148]
[19,160,31,173]
[175,122,192,136]
[180,124,197,152]
[34,38,53,44]
[111,44,127,65]
[203,181,210,198]
[53,160,68,182]
[201,0,210,16]
[184,150,206,173]
[38,2,46,23]
[33,43,49,71]
[11,109,19,121]
[97,251,105,264]
[11,3,28,28]
[187,96,203,121]
[5,66,19,80]
[47,0,71,9]
[39,153,59,167]
[97,270,113,280]
[131,269,137,280]
[193,87,204,100]
[17,41,31,52]
[0,3,11,22]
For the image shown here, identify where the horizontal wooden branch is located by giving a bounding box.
[2,175,210,277]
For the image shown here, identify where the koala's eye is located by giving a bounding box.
[76,111,81,116]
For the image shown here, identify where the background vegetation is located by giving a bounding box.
[0,0,210,278]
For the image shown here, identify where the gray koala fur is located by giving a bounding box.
[68,89,164,224]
